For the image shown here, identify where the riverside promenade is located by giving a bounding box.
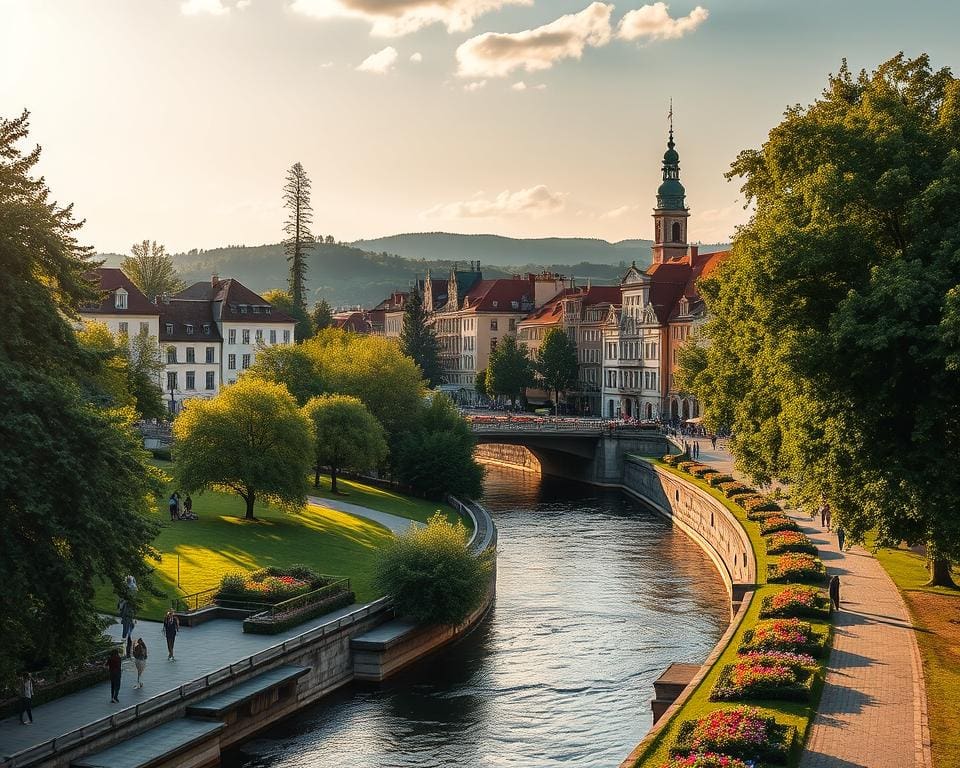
[694,441,932,768]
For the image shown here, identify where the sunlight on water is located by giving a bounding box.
[227,468,729,768]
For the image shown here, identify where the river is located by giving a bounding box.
[227,465,729,768]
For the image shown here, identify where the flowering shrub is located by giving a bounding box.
[741,495,782,514]
[760,586,829,618]
[691,465,716,478]
[678,461,699,472]
[765,530,817,555]
[768,553,827,584]
[671,705,795,762]
[217,565,333,604]
[660,754,753,768]
[710,658,814,701]
[708,474,734,487]
[719,481,755,499]
[739,617,825,656]
[738,650,818,670]
[759,515,800,535]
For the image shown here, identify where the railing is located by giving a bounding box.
[448,495,497,554]
[255,579,352,620]
[171,587,219,613]
[468,417,666,435]
[1,598,394,768]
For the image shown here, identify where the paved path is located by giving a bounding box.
[688,442,931,768]
[0,498,408,760]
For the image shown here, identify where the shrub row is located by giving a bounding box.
[768,553,827,584]
[765,530,818,555]
[242,590,355,635]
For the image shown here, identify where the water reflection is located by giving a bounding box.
[227,467,728,768]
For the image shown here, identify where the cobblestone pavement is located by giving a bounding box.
[691,442,932,768]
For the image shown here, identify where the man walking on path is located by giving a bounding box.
[18,673,33,725]
[132,638,147,688]
[106,649,122,703]
[836,527,846,552]
[163,610,180,661]
[828,574,841,610]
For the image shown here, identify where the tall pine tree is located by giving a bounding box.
[282,162,314,340]
[399,287,443,386]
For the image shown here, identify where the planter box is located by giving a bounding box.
[671,714,796,765]
[709,663,816,702]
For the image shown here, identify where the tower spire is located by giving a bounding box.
[651,100,689,264]
[668,98,674,144]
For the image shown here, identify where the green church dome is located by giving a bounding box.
[656,129,687,210]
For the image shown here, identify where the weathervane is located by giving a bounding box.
[668,98,674,140]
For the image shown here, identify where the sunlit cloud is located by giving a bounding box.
[512,81,527,91]
[618,3,709,42]
[512,81,546,91]
[410,52,423,62]
[456,2,613,79]
[601,204,642,219]
[290,0,531,38]
[422,185,566,219]
[181,0,230,14]
[463,80,487,92]
[357,46,399,74]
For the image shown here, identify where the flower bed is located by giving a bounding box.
[662,454,684,466]
[670,706,795,764]
[768,553,827,584]
[242,587,355,634]
[710,659,815,702]
[765,530,817,555]
[707,474,734,487]
[759,515,800,535]
[719,481,755,499]
[737,650,819,670]
[739,618,825,656]
[678,461,700,472]
[760,586,830,618]
[659,754,753,768]
[217,565,336,606]
[690,465,716,479]
[740,495,782,515]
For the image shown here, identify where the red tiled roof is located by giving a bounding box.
[646,262,692,324]
[82,268,159,315]
[177,279,295,324]
[334,311,374,333]
[158,300,222,342]
[581,285,621,306]
[462,278,538,313]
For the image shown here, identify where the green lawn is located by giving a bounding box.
[630,460,831,768]
[95,461,464,621]
[866,532,960,768]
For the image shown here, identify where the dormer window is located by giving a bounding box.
[492,300,498,308]
[253,305,261,314]
[679,297,690,316]
[264,306,271,314]
[203,323,211,335]
[239,305,248,314]
[114,288,128,310]
[165,323,174,335]
[186,324,194,335]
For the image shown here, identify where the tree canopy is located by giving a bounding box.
[303,394,388,493]
[311,298,333,332]
[120,240,184,300]
[536,328,579,413]
[399,287,443,387]
[487,334,534,407]
[262,288,312,342]
[172,377,313,520]
[678,54,960,585]
[0,110,161,685]
[246,342,325,406]
[282,162,314,333]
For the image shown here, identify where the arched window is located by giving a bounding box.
[671,221,682,243]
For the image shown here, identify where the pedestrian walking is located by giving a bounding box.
[163,609,180,661]
[18,672,33,725]
[819,503,827,529]
[120,600,135,658]
[837,527,846,552]
[829,574,841,610]
[824,502,832,531]
[132,638,147,688]
[710,434,717,450]
[106,649,122,703]
[168,492,178,521]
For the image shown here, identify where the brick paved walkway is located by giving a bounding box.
[690,441,932,767]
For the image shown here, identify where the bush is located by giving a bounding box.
[670,706,795,764]
[677,460,699,473]
[707,474,733,487]
[150,447,172,461]
[374,513,493,625]
[760,586,830,619]
[710,659,815,702]
[737,650,819,670]
[768,553,827,584]
[690,465,715,478]
[740,495,781,514]
[659,756,753,768]
[216,566,334,605]
[719,481,754,498]
[765,530,818,555]
[739,618,826,656]
[759,515,800,535]
[662,454,683,466]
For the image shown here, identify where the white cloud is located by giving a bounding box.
[618,3,709,42]
[511,81,527,91]
[236,0,252,8]
[601,204,640,219]
[290,0,531,38]
[410,52,423,62]
[181,0,230,14]
[456,2,613,79]
[422,185,566,219]
[464,80,487,92]
[320,61,335,68]
[357,46,399,74]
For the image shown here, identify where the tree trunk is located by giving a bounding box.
[244,489,256,521]
[926,555,956,588]
[314,462,321,488]
[330,465,338,494]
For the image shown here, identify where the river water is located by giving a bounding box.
[228,466,729,768]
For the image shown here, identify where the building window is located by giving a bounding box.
[186,371,196,390]
[672,221,683,242]
[242,329,250,344]
[239,305,248,314]
[205,346,215,363]
[203,323,211,335]
[118,321,128,335]
[509,319,516,331]
[228,329,236,345]
[242,353,251,369]
[186,347,195,363]
[114,289,128,310]
[228,354,236,370]
[255,329,263,342]
[165,323,174,335]
[283,330,291,343]
[166,347,176,364]
[166,371,177,391]
[490,338,498,352]
[186,324,194,335]
[269,329,276,344]
[205,371,215,390]
[490,319,498,331]
[140,322,149,334]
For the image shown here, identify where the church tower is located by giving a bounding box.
[651,109,689,264]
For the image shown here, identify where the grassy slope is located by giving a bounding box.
[866,533,960,768]
[96,463,463,621]
[632,460,830,768]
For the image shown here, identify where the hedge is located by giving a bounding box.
[768,553,828,585]
[759,516,800,535]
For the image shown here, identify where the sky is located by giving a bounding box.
[1,0,958,254]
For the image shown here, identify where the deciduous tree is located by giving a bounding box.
[173,378,313,520]
[311,298,333,332]
[399,287,443,386]
[263,288,312,342]
[302,394,388,492]
[536,328,578,415]
[246,343,325,406]
[487,334,533,407]
[120,240,184,300]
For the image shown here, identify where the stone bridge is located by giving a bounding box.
[469,422,669,484]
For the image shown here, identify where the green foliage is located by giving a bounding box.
[394,394,484,500]
[0,110,161,688]
[246,342,325,406]
[475,367,489,397]
[311,298,333,332]
[263,288,312,342]
[119,240,184,299]
[126,326,166,419]
[399,287,443,387]
[302,394,388,492]
[374,513,492,625]
[487,334,534,406]
[172,377,313,519]
[678,53,960,584]
[282,162,314,322]
[536,327,579,410]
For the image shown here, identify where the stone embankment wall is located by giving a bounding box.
[474,443,541,472]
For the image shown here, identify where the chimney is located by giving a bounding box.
[211,273,219,286]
